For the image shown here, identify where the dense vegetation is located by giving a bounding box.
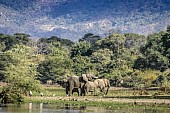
[0,26,170,103]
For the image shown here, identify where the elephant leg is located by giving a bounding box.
[93,88,96,96]
[69,87,74,96]
[80,87,85,96]
[83,88,87,96]
[87,88,90,95]
[102,87,105,94]
[103,87,106,95]
[105,87,109,95]
[78,88,81,96]
[99,87,105,95]
[66,86,68,96]
[86,88,88,95]
[81,90,86,96]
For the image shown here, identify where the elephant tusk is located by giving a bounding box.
[92,76,98,79]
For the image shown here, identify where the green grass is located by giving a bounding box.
[25,99,130,109]
[0,85,170,97]
[1,85,170,109]
[24,96,170,110]
[0,84,168,98]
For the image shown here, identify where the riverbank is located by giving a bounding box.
[25,96,170,108]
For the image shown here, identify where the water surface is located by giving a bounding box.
[0,103,170,113]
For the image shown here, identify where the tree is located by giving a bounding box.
[79,33,101,45]
[0,44,43,103]
[0,53,17,81]
[91,49,112,74]
[40,36,74,47]
[72,56,93,75]
[70,41,92,58]
[139,28,170,70]
[0,33,31,51]
[161,27,170,60]
[14,33,30,45]
[37,56,73,83]
[95,33,125,54]
[37,42,73,83]
[133,56,147,70]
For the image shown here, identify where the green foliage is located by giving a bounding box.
[38,56,73,83]
[79,33,101,44]
[154,70,170,93]
[0,53,17,81]
[91,48,112,64]
[49,43,69,57]
[124,33,146,49]
[0,33,30,51]
[90,48,112,74]
[140,27,170,71]
[133,56,147,70]
[37,42,73,83]
[72,55,93,75]
[70,41,92,58]
[0,44,43,103]
[0,25,170,102]
[161,30,170,59]
[39,36,74,47]
[0,84,24,104]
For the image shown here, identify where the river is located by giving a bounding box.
[0,103,170,113]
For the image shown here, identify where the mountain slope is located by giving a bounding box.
[0,0,169,40]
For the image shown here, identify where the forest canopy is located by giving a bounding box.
[0,26,170,90]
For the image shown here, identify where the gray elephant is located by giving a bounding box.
[94,79,110,95]
[66,74,98,96]
[84,81,97,96]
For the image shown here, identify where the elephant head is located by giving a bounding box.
[82,74,98,82]
[82,74,89,82]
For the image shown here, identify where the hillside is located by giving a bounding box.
[0,0,169,40]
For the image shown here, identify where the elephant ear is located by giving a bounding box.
[82,74,89,82]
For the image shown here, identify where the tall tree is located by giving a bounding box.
[79,33,101,45]
[70,41,92,58]
[161,27,170,60]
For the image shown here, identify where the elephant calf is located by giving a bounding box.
[84,81,97,96]
[84,79,110,96]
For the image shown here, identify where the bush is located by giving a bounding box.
[0,85,24,103]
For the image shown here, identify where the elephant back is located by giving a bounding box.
[67,76,81,88]
[85,81,96,88]
[94,79,104,86]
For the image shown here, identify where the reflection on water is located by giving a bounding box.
[0,103,170,113]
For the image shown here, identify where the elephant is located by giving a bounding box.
[94,79,110,95]
[84,78,110,96]
[84,81,97,96]
[66,74,98,96]
[46,80,53,85]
